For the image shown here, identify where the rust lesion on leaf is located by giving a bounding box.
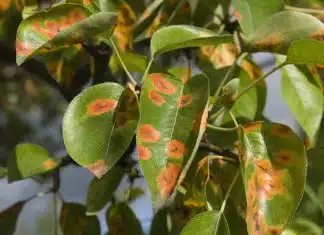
[233,9,243,21]
[87,99,117,116]
[241,60,263,82]
[272,150,295,167]
[86,159,108,178]
[311,28,324,41]
[193,107,208,134]
[177,95,193,108]
[138,124,161,142]
[244,122,262,133]
[157,163,181,199]
[167,139,186,158]
[271,124,295,137]
[43,159,57,170]
[148,90,166,106]
[137,145,151,160]
[16,39,34,56]
[255,33,281,51]
[149,73,177,95]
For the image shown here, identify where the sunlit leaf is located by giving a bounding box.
[137,73,209,207]
[239,121,307,235]
[242,11,324,54]
[287,39,324,65]
[86,165,124,215]
[150,25,233,56]
[0,201,24,235]
[106,202,143,235]
[232,0,284,36]
[180,211,230,235]
[7,143,60,182]
[279,57,323,147]
[16,4,117,65]
[60,203,100,235]
[63,84,139,178]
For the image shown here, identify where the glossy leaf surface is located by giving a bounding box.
[63,84,139,178]
[287,39,324,65]
[8,143,60,182]
[106,202,143,235]
[16,4,117,64]
[232,0,284,36]
[86,165,124,215]
[150,25,233,56]
[280,60,323,147]
[60,203,100,235]
[239,122,307,235]
[137,73,209,207]
[0,202,24,235]
[243,11,324,54]
[180,211,230,235]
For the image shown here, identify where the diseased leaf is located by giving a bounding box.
[287,39,324,65]
[242,11,324,54]
[16,4,117,65]
[86,165,124,215]
[239,121,307,235]
[0,201,24,235]
[63,84,139,178]
[60,203,100,235]
[232,0,284,36]
[279,57,323,147]
[7,143,60,182]
[137,73,209,207]
[150,25,233,56]
[180,211,230,235]
[106,202,143,235]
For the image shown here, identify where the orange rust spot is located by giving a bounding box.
[193,108,208,134]
[83,0,92,5]
[241,60,263,81]
[138,124,161,142]
[271,124,294,137]
[177,95,193,108]
[311,28,324,41]
[304,137,312,150]
[181,68,191,83]
[16,40,33,56]
[233,9,243,21]
[43,159,57,170]
[148,90,165,106]
[137,145,151,160]
[201,44,237,68]
[86,160,108,178]
[184,199,205,208]
[157,163,181,199]
[149,73,177,95]
[244,122,262,133]
[272,150,295,167]
[87,99,117,116]
[167,139,185,158]
[255,33,281,51]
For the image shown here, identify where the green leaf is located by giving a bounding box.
[82,0,100,13]
[150,208,170,235]
[239,121,307,235]
[128,188,145,202]
[242,11,324,54]
[63,84,139,178]
[193,0,230,27]
[137,73,209,207]
[16,4,117,65]
[180,211,230,235]
[106,202,143,235]
[150,25,233,56]
[280,58,323,147]
[86,165,124,215]
[0,166,7,178]
[8,143,60,182]
[287,39,324,65]
[283,218,322,235]
[232,0,284,36]
[60,203,100,235]
[0,202,24,235]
